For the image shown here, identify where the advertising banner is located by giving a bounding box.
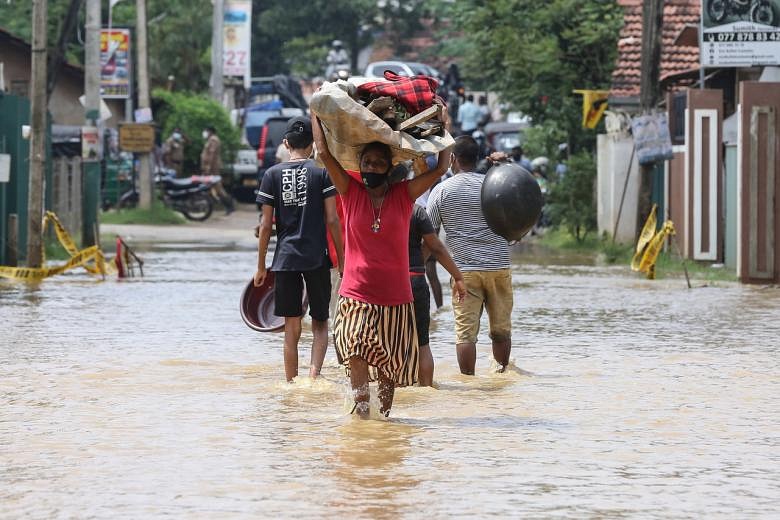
[701,1,780,67]
[223,0,252,81]
[100,28,132,98]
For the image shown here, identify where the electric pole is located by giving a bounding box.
[83,0,101,247]
[26,0,48,268]
[48,0,85,98]
[210,0,224,103]
[136,0,153,209]
[637,0,664,238]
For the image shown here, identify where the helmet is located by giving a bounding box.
[531,156,549,174]
[332,40,342,48]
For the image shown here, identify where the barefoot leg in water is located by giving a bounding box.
[377,372,396,417]
[283,317,303,382]
[456,341,476,375]
[309,318,328,378]
[418,343,434,386]
[492,337,511,372]
[349,356,370,418]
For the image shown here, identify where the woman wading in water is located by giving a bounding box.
[312,109,459,418]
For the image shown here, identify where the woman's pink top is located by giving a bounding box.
[338,175,414,306]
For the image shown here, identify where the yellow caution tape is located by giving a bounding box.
[637,220,676,279]
[0,211,117,281]
[630,207,676,280]
[631,204,658,271]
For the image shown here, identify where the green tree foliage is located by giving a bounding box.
[251,0,377,77]
[1,0,86,65]
[251,0,433,77]
[2,0,434,91]
[153,89,240,173]
[1,0,213,91]
[447,0,622,153]
[107,0,212,92]
[546,151,597,242]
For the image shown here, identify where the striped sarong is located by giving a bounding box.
[334,296,419,387]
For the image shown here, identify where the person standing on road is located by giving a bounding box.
[426,135,513,375]
[254,116,345,382]
[163,127,187,177]
[457,94,480,135]
[312,108,454,418]
[408,203,466,387]
[477,95,491,127]
[199,126,235,215]
[200,126,222,175]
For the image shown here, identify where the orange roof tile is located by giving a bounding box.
[611,0,700,99]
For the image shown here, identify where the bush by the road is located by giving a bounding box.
[546,151,597,242]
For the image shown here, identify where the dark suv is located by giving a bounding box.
[233,116,289,203]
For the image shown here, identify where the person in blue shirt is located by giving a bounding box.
[457,94,481,135]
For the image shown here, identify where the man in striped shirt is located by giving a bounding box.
[426,135,513,375]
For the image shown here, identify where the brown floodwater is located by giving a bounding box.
[1,241,778,518]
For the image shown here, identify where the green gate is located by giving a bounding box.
[0,93,31,266]
[0,93,53,266]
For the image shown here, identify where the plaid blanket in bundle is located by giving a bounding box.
[357,70,439,115]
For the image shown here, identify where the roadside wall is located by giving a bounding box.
[597,133,640,243]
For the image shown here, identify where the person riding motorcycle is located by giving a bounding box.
[325,40,350,80]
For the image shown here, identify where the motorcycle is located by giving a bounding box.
[118,170,214,221]
[707,0,776,26]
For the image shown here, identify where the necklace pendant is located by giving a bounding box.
[371,218,380,233]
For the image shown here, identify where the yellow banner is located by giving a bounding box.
[0,211,117,281]
[574,89,609,129]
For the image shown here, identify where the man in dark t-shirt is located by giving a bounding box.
[255,116,344,382]
[408,204,466,386]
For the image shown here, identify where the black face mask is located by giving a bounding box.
[361,171,387,189]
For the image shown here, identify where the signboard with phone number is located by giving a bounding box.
[701,1,780,67]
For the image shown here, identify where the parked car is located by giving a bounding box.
[232,116,290,203]
[364,60,441,79]
[484,121,529,154]
[243,100,305,146]
[242,75,308,148]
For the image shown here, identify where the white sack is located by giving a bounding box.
[309,80,454,171]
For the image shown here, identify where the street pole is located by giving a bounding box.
[636,0,664,240]
[26,0,47,268]
[83,0,101,247]
[136,0,153,209]
[210,0,224,103]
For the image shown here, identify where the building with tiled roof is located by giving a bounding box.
[610,0,700,106]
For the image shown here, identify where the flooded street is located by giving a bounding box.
[1,233,779,518]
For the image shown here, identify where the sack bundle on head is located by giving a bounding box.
[310,71,454,172]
